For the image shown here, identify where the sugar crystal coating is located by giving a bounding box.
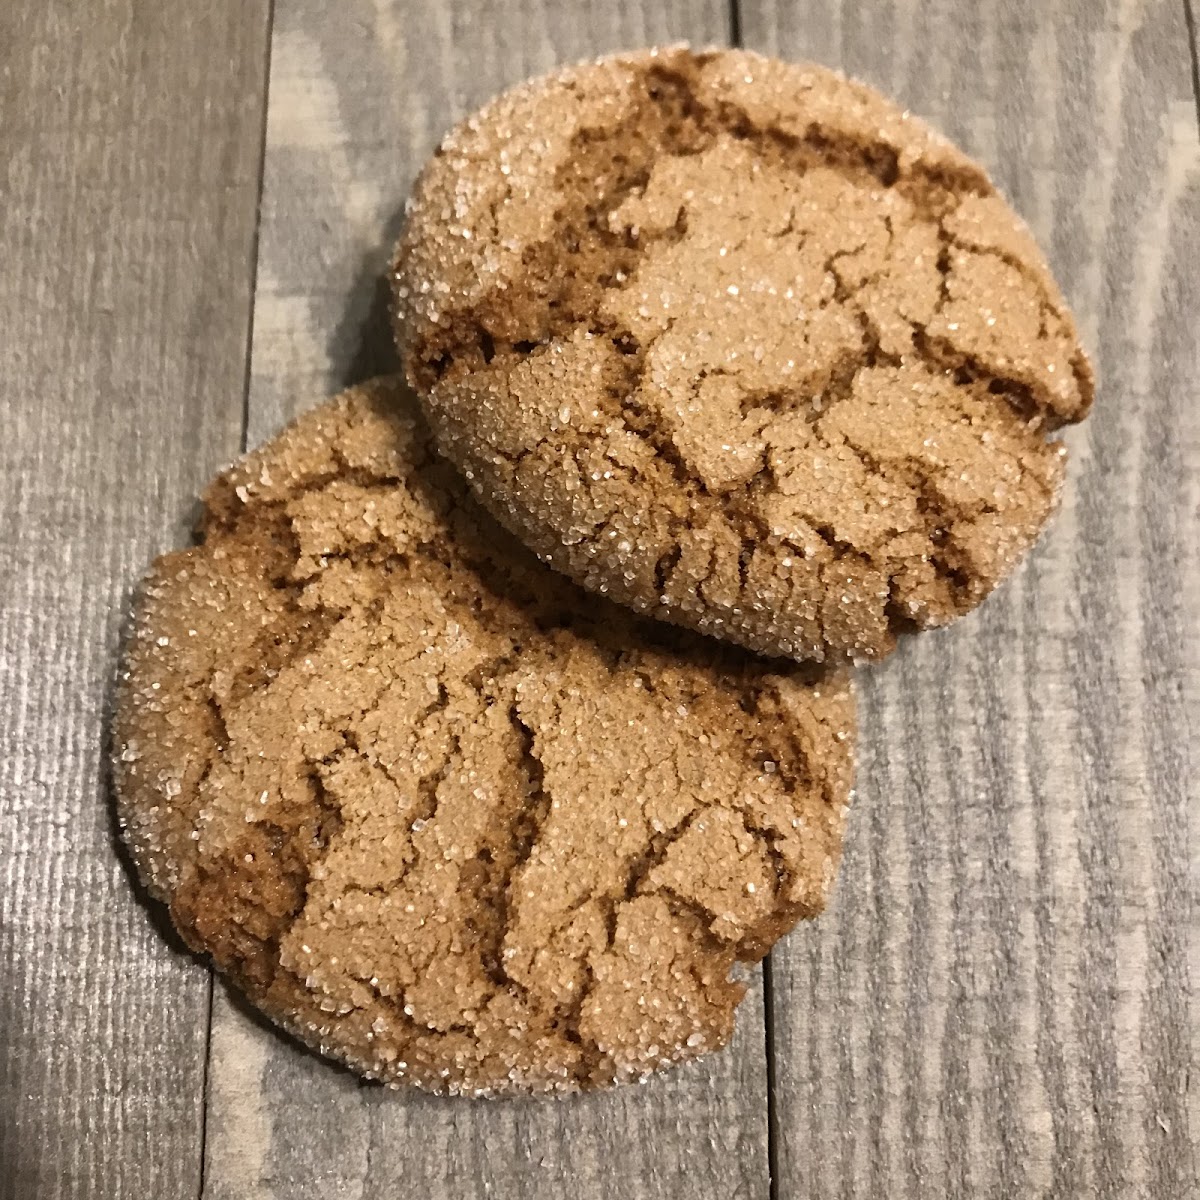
[392,46,1093,663]
[113,378,855,1095]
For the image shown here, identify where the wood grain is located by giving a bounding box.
[740,2,1200,1197]
[0,2,271,1199]
[201,4,770,1200]
[4,1,1195,1196]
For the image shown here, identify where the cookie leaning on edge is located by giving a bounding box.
[113,378,855,1096]
[392,46,1093,664]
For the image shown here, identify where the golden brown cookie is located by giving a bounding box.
[392,46,1093,663]
[113,378,854,1095]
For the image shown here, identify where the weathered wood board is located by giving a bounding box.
[0,2,271,1198]
[741,2,1200,1196]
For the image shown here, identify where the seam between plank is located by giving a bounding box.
[238,0,278,457]
[198,1,277,1197]
[729,11,777,1198]
[763,954,781,1200]
[196,972,216,1200]
[1184,0,1200,138]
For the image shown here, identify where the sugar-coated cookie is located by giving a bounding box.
[114,379,855,1095]
[393,47,1093,662]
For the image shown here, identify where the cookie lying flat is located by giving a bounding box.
[114,379,854,1096]
[392,46,1093,663]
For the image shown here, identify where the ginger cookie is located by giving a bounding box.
[113,378,855,1096]
[392,46,1093,663]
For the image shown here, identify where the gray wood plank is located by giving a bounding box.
[739,2,1200,1197]
[0,2,272,1198]
[201,4,775,1200]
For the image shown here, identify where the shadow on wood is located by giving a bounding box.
[329,207,408,388]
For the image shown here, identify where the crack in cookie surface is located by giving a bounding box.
[393,47,1093,662]
[113,377,855,1096]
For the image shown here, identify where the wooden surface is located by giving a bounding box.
[1,2,1197,1198]
[0,3,271,1198]
[742,3,1200,1198]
